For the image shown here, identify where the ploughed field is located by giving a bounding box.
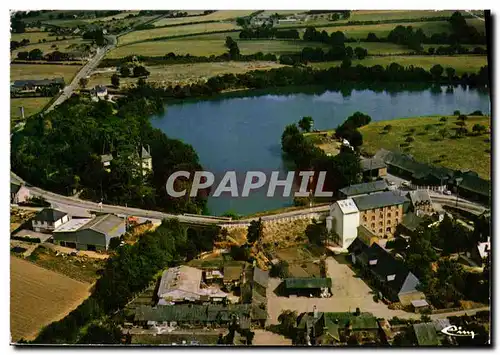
[10,256,91,342]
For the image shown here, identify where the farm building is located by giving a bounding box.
[328,198,360,249]
[133,303,267,329]
[91,85,108,99]
[52,213,125,251]
[157,266,227,304]
[453,173,491,205]
[32,208,70,233]
[11,77,65,93]
[283,278,331,297]
[296,308,379,345]
[361,157,387,180]
[355,243,425,305]
[339,180,389,199]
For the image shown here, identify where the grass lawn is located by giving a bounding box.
[317,21,453,39]
[90,61,284,87]
[119,22,239,45]
[10,97,52,121]
[310,55,488,75]
[359,115,491,179]
[11,63,81,83]
[152,10,254,27]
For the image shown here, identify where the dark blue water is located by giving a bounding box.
[151,86,490,215]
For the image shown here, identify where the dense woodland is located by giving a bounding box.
[11,95,207,214]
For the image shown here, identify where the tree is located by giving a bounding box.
[298,116,314,132]
[457,114,468,121]
[229,245,250,261]
[79,77,89,89]
[383,124,392,132]
[354,46,368,59]
[28,48,43,60]
[472,123,486,135]
[133,65,150,77]
[305,221,327,245]
[119,66,130,77]
[17,51,29,60]
[405,136,415,143]
[445,67,456,81]
[111,74,120,88]
[270,260,289,278]
[247,218,263,244]
[277,310,297,338]
[341,57,352,69]
[430,64,444,79]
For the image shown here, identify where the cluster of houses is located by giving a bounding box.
[10,77,65,97]
[99,145,153,176]
[250,13,308,26]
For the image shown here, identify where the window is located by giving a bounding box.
[379,214,383,218]
[379,228,383,233]
[363,216,367,222]
[387,213,391,218]
[379,222,383,226]
[396,211,399,216]
[395,219,399,224]
[372,216,375,221]
[371,223,375,228]
[387,220,391,225]
[386,227,391,232]
[387,274,396,281]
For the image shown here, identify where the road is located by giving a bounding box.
[465,10,485,22]
[45,35,117,113]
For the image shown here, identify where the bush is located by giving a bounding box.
[11,236,41,243]
[453,110,461,116]
[457,114,468,121]
[270,260,289,278]
[383,124,392,131]
[440,117,447,122]
[470,110,483,116]
[405,136,415,143]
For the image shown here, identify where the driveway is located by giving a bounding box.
[266,256,419,324]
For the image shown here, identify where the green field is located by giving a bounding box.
[238,39,329,55]
[118,22,239,46]
[310,55,488,75]
[11,63,81,83]
[350,42,410,54]
[345,10,460,22]
[152,10,254,27]
[11,38,91,59]
[317,21,454,39]
[359,115,491,179]
[11,31,75,43]
[10,97,52,121]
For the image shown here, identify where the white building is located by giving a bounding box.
[32,208,70,233]
[328,198,360,249]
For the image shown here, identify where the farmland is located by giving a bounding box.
[11,63,81,83]
[89,61,285,88]
[343,10,460,22]
[310,55,489,75]
[11,38,92,59]
[118,22,240,46]
[10,97,51,121]
[10,256,91,342]
[359,115,491,179]
[151,10,255,27]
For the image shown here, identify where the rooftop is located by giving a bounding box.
[158,266,203,301]
[253,267,269,288]
[352,191,408,211]
[408,190,432,205]
[84,214,124,235]
[12,77,64,88]
[223,265,244,281]
[339,180,388,197]
[401,212,424,232]
[33,208,67,223]
[53,218,92,232]
[361,158,387,171]
[413,322,439,346]
[100,154,113,163]
[335,198,359,214]
[284,277,332,289]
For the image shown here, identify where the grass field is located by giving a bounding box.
[346,10,459,22]
[317,21,454,39]
[310,55,488,75]
[10,32,66,43]
[10,256,91,342]
[350,41,410,54]
[359,115,491,179]
[10,63,81,83]
[10,97,51,121]
[11,38,91,59]
[152,10,255,27]
[90,61,284,87]
[118,22,239,46]
[27,246,106,283]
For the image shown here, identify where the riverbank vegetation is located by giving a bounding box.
[359,114,491,179]
[10,95,207,214]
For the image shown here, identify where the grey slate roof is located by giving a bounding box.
[457,174,491,197]
[361,158,387,171]
[339,180,388,197]
[284,278,332,289]
[401,212,424,232]
[408,190,432,205]
[134,304,253,323]
[11,183,21,195]
[33,208,67,222]
[352,191,408,211]
[253,267,269,288]
[357,243,420,296]
[141,146,151,159]
[12,78,64,88]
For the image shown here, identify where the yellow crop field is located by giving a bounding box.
[10,256,91,342]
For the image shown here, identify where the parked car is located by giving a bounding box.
[443,190,452,195]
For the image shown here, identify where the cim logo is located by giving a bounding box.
[441,325,475,339]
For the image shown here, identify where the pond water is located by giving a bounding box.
[151,86,490,216]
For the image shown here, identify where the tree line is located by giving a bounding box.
[239,26,300,39]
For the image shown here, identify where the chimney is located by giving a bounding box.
[313,305,318,319]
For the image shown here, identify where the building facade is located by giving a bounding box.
[329,199,360,248]
[32,208,70,233]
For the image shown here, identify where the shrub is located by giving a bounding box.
[11,236,41,243]
[439,117,447,122]
[383,124,392,131]
[405,136,415,143]
[470,110,483,116]
[457,114,468,121]
[453,110,461,116]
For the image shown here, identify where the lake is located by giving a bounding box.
[151,86,491,216]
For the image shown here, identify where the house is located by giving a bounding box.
[252,267,268,299]
[467,237,490,266]
[32,208,70,233]
[140,145,153,174]
[283,278,331,297]
[412,322,439,346]
[408,190,433,216]
[52,213,125,251]
[156,266,227,305]
[296,309,379,345]
[411,299,431,313]
[361,158,387,180]
[378,319,395,344]
[223,265,244,289]
[353,191,409,240]
[92,85,108,99]
[11,182,30,204]
[399,212,424,235]
[338,180,388,199]
[11,78,65,93]
[356,243,425,305]
[347,236,369,263]
[203,269,224,285]
[328,198,359,249]
[100,154,113,172]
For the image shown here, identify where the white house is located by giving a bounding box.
[32,208,70,233]
[328,198,360,249]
